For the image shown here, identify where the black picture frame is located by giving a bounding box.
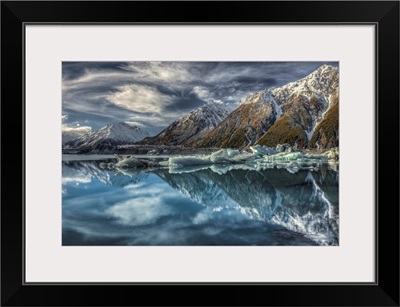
[1,1,399,306]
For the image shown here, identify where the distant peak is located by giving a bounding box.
[208,99,224,105]
[105,121,125,127]
[315,64,337,73]
[108,121,137,128]
[319,64,331,69]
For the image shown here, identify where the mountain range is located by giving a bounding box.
[63,64,339,153]
[139,102,238,146]
[198,64,339,149]
[63,122,149,152]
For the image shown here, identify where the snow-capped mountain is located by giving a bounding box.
[62,132,78,144]
[234,91,262,105]
[63,64,338,154]
[64,122,149,151]
[141,102,238,146]
[258,64,339,149]
[198,64,339,149]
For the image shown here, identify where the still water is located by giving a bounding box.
[62,157,338,246]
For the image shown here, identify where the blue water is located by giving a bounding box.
[62,158,339,246]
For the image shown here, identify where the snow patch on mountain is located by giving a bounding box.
[183,102,237,131]
[234,92,261,105]
[264,90,282,120]
[270,64,337,105]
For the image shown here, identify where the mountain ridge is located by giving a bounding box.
[63,122,149,151]
[139,102,238,146]
[197,64,339,149]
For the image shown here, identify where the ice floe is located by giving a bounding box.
[111,145,338,174]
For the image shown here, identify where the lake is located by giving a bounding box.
[62,156,339,246]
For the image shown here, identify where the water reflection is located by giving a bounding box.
[62,160,338,246]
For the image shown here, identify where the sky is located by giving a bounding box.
[62,61,338,137]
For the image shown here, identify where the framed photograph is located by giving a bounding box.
[1,1,399,306]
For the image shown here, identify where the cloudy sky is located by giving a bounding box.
[62,61,338,136]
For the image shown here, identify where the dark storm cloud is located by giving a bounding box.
[62,61,338,135]
[62,61,129,81]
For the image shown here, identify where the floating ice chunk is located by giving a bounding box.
[109,145,337,175]
[232,152,256,162]
[276,144,295,153]
[168,150,247,170]
[250,144,278,156]
[324,147,339,160]
[226,149,241,157]
[210,149,236,164]
[209,149,254,164]
[305,153,328,160]
[169,156,212,168]
[263,152,304,162]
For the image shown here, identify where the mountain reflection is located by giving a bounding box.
[154,167,338,245]
[62,160,338,246]
[63,160,149,187]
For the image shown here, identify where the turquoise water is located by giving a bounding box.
[62,158,338,246]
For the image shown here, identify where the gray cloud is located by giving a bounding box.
[61,115,92,144]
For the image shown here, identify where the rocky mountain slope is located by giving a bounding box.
[198,64,339,149]
[140,102,237,146]
[196,91,278,148]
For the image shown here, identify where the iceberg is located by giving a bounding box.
[262,152,304,162]
[276,143,294,153]
[168,155,212,168]
[250,144,277,156]
[209,149,254,164]
[111,145,338,174]
[324,147,339,160]
[169,149,255,169]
